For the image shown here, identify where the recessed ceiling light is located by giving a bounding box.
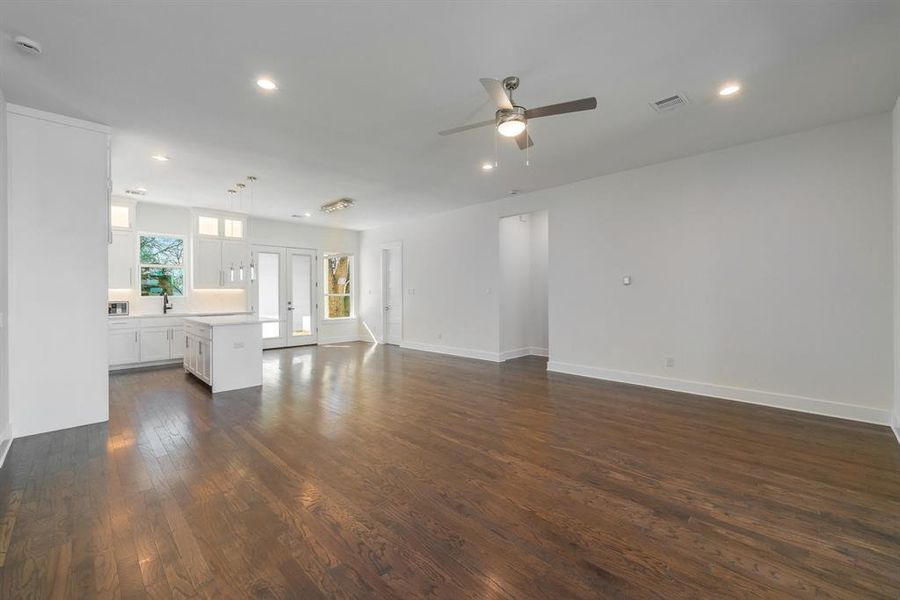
[151,155,170,162]
[291,212,313,219]
[256,78,278,91]
[481,163,494,171]
[718,83,742,97]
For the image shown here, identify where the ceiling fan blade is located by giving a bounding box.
[515,131,534,150]
[438,119,495,136]
[525,97,597,119]
[480,78,513,109]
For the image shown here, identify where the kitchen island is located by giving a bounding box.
[183,315,265,393]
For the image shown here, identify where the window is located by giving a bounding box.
[324,254,352,319]
[139,235,185,296]
[224,219,243,238]
[197,216,219,236]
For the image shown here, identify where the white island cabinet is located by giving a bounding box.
[183,316,265,393]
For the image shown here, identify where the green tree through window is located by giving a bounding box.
[139,235,185,296]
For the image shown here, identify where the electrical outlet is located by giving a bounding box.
[665,357,675,368]
[437,333,442,340]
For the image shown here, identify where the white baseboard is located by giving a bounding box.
[109,358,181,372]
[547,361,891,425]
[0,423,12,469]
[892,410,900,446]
[318,335,364,345]
[401,341,501,363]
[500,347,550,361]
[500,347,532,361]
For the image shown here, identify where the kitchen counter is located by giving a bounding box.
[108,311,252,320]
[183,315,275,327]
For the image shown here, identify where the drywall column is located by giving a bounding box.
[528,210,549,356]
[0,88,10,465]
[893,96,900,442]
[7,105,110,437]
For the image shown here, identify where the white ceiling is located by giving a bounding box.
[1,1,899,230]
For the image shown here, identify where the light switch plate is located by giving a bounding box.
[623,275,632,286]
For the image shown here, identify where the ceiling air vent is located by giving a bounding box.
[650,93,689,113]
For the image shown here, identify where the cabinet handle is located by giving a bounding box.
[129,267,133,287]
[134,331,137,343]
[185,336,189,348]
[198,341,202,356]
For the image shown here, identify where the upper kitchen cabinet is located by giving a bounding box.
[191,210,250,290]
[108,230,135,289]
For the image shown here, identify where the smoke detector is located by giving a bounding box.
[649,93,689,113]
[14,35,42,55]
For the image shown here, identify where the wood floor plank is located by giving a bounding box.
[0,343,898,599]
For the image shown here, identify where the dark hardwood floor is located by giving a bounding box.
[0,342,898,598]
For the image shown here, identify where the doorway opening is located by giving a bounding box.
[498,210,548,361]
[251,245,318,348]
[380,241,403,345]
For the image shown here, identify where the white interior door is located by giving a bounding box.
[287,250,317,346]
[381,243,402,345]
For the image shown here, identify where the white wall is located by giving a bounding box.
[8,105,110,437]
[0,88,10,463]
[499,215,532,357]
[893,97,900,442]
[361,112,893,424]
[529,210,549,354]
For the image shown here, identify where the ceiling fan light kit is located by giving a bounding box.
[438,75,597,155]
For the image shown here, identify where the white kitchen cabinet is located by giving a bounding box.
[108,230,135,289]
[171,326,186,360]
[192,237,250,290]
[140,326,171,362]
[194,237,223,289]
[109,326,140,366]
[184,322,214,384]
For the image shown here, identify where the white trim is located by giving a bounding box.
[500,346,549,361]
[891,409,900,447]
[109,358,181,372]
[501,347,532,361]
[7,103,111,134]
[546,361,891,425]
[0,423,12,469]
[401,341,501,363]
[318,335,363,345]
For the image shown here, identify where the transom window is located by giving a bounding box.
[324,254,352,319]
[139,234,185,296]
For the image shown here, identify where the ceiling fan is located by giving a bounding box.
[438,76,597,149]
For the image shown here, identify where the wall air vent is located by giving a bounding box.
[650,93,689,113]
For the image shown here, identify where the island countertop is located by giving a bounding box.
[183,315,275,327]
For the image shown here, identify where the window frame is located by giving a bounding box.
[138,232,188,298]
[323,253,354,320]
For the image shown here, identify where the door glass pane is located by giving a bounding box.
[291,254,312,336]
[258,252,280,339]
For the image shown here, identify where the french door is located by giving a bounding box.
[251,245,318,348]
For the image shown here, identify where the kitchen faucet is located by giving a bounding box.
[163,292,173,314]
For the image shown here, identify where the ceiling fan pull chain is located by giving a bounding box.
[494,129,499,168]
